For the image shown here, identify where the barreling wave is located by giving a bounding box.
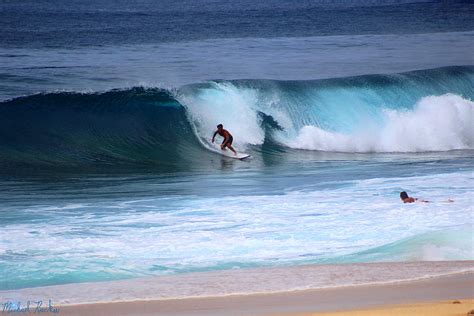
[0,88,209,170]
[0,66,473,169]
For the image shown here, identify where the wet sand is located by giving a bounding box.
[56,270,474,316]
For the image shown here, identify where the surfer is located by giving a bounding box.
[400,191,429,203]
[212,124,237,155]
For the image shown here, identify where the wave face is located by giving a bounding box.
[0,88,207,169]
[1,66,473,169]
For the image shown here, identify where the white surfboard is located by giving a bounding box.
[211,144,250,160]
[222,151,251,160]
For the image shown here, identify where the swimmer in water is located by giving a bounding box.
[400,191,430,203]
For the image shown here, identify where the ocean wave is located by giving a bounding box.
[286,94,473,152]
[0,66,473,168]
[334,225,474,263]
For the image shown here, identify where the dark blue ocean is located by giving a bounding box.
[0,0,473,292]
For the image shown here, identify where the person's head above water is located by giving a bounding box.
[217,124,223,130]
[400,191,420,203]
[400,191,430,203]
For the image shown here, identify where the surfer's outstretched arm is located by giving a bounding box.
[211,131,218,143]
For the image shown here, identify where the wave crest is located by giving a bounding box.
[286,94,474,152]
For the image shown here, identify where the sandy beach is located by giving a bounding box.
[55,271,473,316]
[282,300,474,316]
[2,261,470,316]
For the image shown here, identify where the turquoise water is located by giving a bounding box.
[1,151,473,290]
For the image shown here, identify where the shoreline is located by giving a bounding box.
[2,261,473,305]
[1,261,473,314]
[58,272,474,316]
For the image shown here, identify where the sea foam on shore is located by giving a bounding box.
[1,261,472,306]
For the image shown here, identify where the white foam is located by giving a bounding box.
[2,171,472,291]
[1,262,473,305]
[177,82,265,150]
[285,94,474,152]
[180,84,473,153]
